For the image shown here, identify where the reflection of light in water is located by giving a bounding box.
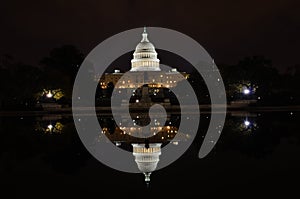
[98,116,190,184]
[236,117,258,135]
[132,143,162,184]
[244,120,250,127]
[35,121,64,134]
[100,121,189,143]
[47,124,53,130]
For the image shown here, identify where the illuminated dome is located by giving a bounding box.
[135,39,155,52]
[130,27,161,71]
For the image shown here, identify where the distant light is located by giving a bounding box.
[243,89,250,95]
[136,99,139,103]
[257,96,261,100]
[46,92,53,98]
[48,124,53,130]
[290,112,293,115]
[244,120,250,126]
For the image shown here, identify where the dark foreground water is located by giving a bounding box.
[0,111,299,198]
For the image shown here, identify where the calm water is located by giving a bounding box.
[0,111,299,198]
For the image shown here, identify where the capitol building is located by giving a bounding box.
[96,28,193,183]
[99,28,189,91]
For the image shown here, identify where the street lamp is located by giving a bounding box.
[243,88,250,95]
[46,91,53,98]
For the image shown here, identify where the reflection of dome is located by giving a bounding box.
[130,27,161,71]
[132,143,162,183]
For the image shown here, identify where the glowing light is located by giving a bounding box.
[136,99,139,103]
[244,120,250,127]
[46,92,53,98]
[243,88,250,95]
[47,124,53,130]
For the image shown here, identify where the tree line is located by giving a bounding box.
[0,45,299,110]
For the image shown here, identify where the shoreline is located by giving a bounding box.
[1,105,299,116]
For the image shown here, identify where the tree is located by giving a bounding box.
[221,56,280,103]
[0,54,44,109]
[40,45,84,77]
[39,45,84,99]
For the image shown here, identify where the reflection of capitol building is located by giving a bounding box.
[98,115,191,184]
[99,28,189,90]
[100,122,190,144]
[132,143,161,183]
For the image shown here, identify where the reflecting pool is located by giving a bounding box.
[0,111,299,198]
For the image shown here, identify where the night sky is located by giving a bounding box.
[1,0,299,72]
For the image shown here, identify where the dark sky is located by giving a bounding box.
[1,0,299,72]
